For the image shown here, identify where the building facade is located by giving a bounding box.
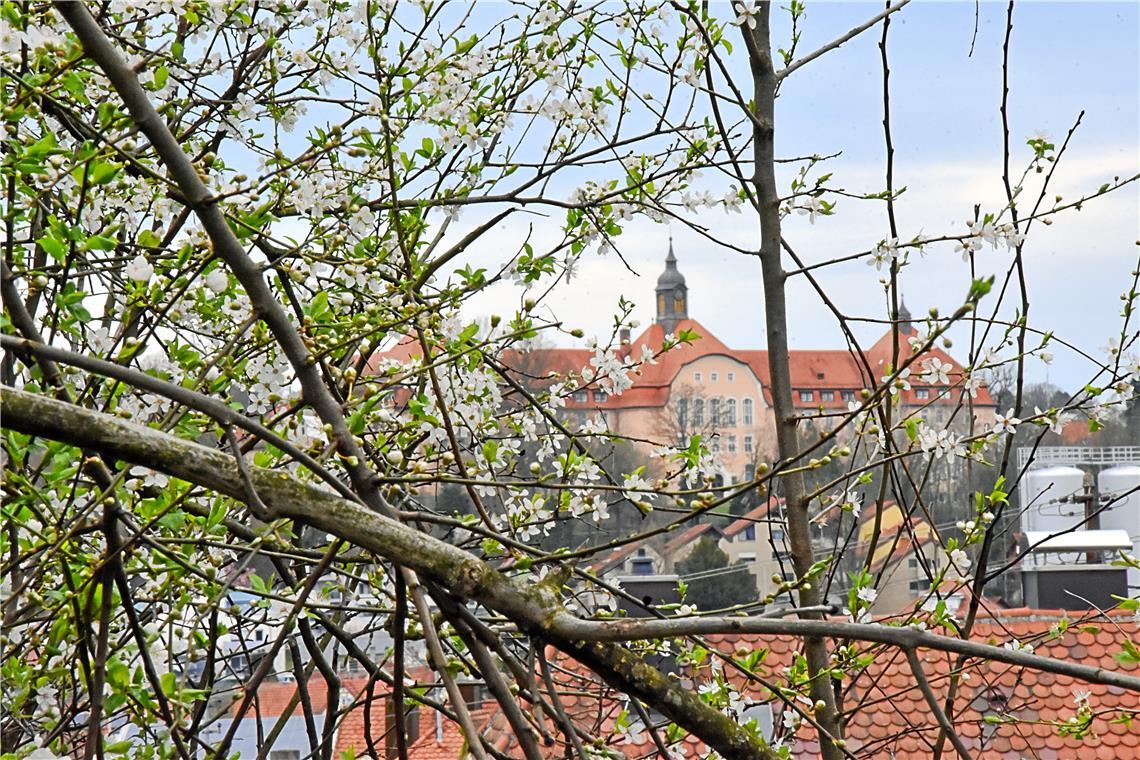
[513,242,996,484]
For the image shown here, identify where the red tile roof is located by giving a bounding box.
[248,610,1135,760]
[372,319,994,414]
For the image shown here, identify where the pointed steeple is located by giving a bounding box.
[897,296,912,331]
[656,235,688,333]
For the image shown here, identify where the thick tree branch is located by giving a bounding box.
[0,386,778,760]
[745,4,844,756]
[6,387,1138,751]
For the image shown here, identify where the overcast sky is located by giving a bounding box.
[456,2,1139,394]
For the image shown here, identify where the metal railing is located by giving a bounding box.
[1017,446,1140,472]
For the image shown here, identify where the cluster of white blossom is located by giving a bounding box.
[244,351,297,416]
[917,422,966,460]
[955,218,1025,259]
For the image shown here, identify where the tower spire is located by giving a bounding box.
[656,235,688,332]
[897,296,912,331]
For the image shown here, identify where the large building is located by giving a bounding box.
[509,241,996,484]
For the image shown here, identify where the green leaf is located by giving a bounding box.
[36,233,67,262]
[307,291,330,322]
[83,234,117,251]
[88,160,122,185]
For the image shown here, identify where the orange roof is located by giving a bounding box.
[370,320,994,413]
[723,496,783,538]
[661,521,724,556]
[233,611,1137,760]
[403,608,1140,760]
[809,608,1140,758]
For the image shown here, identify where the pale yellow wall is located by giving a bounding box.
[719,521,783,600]
[870,540,941,615]
[608,355,776,482]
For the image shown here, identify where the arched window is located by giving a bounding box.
[673,294,685,313]
[693,398,704,426]
[677,397,688,429]
[725,398,737,426]
[742,397,754,426]
[709,397,721,428]
[657,293,666,313]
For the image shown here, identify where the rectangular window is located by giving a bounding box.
[725,398,737,426]
[742,398,754,425]
[744,463,755,481]
[909,578,932,593]
[798,390,813,403]
[693,399,704,426]
[743,525,756,541]
[821,390,835,402]
[573,390,588,403]
[727,435,737,453]
[743,435,753,453]
[739,552,757,562]
[711,372,719,382]
[915,388,930,399]
[593,389,608,402]
[841,390,855,402]
[710,398,721,426]
[631,558,654,575]
[694,372,702,382]
[727,372,735,382]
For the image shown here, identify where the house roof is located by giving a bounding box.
[233,608,1135,760]
[661,521,725,557]
[813,608,1140,758]
[404,705,514,759]
[855,502,938,574]
[723,496,783,538]
[398,608,1138,760]
[370,314,995,414]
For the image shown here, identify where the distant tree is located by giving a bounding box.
[675,538,758,611]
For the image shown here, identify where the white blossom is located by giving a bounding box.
[125,254,155,283]
[921,357,952,386]
[991,409,1021,435]
[203,268,229,294]
[733,3,761,30]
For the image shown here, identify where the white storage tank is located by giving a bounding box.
[1021,465,1086,535]
[1098,464,1140,590]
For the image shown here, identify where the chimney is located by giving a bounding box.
[620,328,630,344]
[385,703,421,758]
